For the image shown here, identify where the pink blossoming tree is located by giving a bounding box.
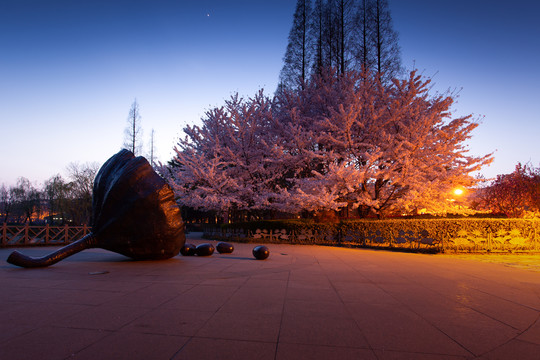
[164,69,493,219]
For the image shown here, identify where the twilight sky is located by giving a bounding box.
[1,0,539,187]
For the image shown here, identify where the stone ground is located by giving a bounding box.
[438,253,540,273]
[1,233,539,360]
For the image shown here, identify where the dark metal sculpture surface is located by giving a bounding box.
[216,242,234,254]
[253,245,270,260]
[7,149,185,268]
[180,243,197,256]
[195,243,215,256]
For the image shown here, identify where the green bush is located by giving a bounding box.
[203,218,540,252]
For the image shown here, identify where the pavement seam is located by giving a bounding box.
[401,271,537,332]
[472,287,540,312]
[322,256,379,359]
[384,270,530,357]
[168,267,250,359]
[475,310,540,358]
[274,268,291,360]
[334,253,477,358]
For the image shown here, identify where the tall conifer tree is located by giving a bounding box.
[371,0,402,82]
[279,0,313,91]
[311,0,325,76]
[283,0,402,82]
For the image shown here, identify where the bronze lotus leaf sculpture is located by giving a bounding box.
[7,149,186,268]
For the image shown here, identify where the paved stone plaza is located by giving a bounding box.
[1,234,539,359]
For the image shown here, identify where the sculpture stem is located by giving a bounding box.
[7,233,97,268]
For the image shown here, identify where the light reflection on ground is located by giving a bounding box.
[439,253,540,272]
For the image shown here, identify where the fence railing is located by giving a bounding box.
[1,224,91,247]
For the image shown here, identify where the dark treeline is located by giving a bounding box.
[0,163,98,225]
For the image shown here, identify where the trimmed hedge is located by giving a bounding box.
[203,218,540,252]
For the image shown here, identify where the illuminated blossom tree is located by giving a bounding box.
[166,69,493,218]
[274,69,492,217]
[163,91,285,216]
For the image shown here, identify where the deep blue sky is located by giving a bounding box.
[1,0,539,186]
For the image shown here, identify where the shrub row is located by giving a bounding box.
[202,218,540,252]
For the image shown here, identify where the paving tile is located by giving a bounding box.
[0,301,90,327]
[373,349,469,359]
[287,279,333,290]
[50,278,149,292]
[242,277,288,289]
[0,324,33,344]
[279,313,370,348]
[52,304,151,331]
[348,302,470,357]
[162,284,239,312]
[196,311,281,342]
[285,286,341,302]
[0,277,68,290]
[0,285,53,303]
[104,282,195,308]
[376,283,524,355]
[334,282,401,305]
[173,337,276,360]
[276,342,377,360]
[426,311,519,357]
[219,286,286,315]
[0,326,110,360]
[517,316,540,345]
[1,243,540,360]
[248,270,290,281]
[122,308,214,336]
[283,299,349,318]
[73,331,189,360]
[431,268,540,311]
[450,289,540,331]
[32,287,125,306]
[199,275,249,287]
[477,339,540,360]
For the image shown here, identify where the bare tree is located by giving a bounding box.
[123,99,143,155]
[66,162,99,225]
[279,0,313,91]
[147,128,157,168]
[44,174,72,224]
[10,177,40,223]
[0,184,12,223]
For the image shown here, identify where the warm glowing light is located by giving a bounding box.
[453,188,464,196]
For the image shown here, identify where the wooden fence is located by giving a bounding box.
[1,224,91,247]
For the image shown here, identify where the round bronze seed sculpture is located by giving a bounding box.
[253,245,270,260]
[216,242,234,254]
[180,243,197,256]
[7,149,185,268]
[196,243,215,256]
